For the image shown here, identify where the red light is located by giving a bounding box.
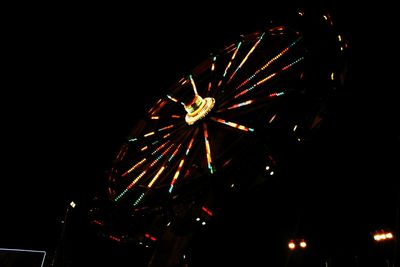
[91,220,104,226]
[109,235,121,242]
[145,233,157,241]
[201,206,213,216]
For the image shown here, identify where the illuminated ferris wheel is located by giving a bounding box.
[89,7,347,266]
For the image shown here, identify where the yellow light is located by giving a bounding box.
[300,241,307,248]
[385,232,393,239]
[288,242,296,250]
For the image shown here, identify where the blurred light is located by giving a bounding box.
[269,171,274,176]
[201,206,213,216]
[69,201,76,208]
[289,239,307,250]
[265,166,270,170]
[385,232,393,239]
[196,217,201,221]
[202,221,206,226]
[373,230,394,242]
[109,235,121,242]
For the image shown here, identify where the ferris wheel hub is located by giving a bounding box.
[184,95,215,125]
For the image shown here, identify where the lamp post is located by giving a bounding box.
[373,229,395,267]
[50,201,76,267]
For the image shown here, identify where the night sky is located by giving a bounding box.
[1,2,399,267]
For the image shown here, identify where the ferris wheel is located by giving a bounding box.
[89,7,347,266]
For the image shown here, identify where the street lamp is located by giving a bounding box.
[373,230,394,242]
[372,229,395,267]
[288,239,307,250]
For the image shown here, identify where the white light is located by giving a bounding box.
[230,183,235,188]
[385,232,393,239]
[269,171,274,176]
[202,221,206,226]
[300,241,307,248]
[265,166,270,170]
[196,217,201,222]
[69,201,76,208]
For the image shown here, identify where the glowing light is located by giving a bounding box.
[225,100,253,110]
[114,170,147,201]
[202,221,206,226]
[145,233,157,241]
[385,232,393,239]
[201,206,213,216]
[203,123,214,174]
[331,72,335,81]
[189,75,198,95]
[234,37,301,91]
[234,73,276,99]
[196,217,200,221]
[269,114,277,123]
[69,201,76,208]
[211,117,254,132]
[133,192,145,206]
[149,99,167,116]
[151,116,160,120]
[268,92,285,97]
[109,235,121,242]
[265,166,270,170]
[228,33,265,84]
[167,95,178,103]
[147,166,166,188]
[338,35,342,42]
[169,159,185,193]
[373,230,394,241]
[92,220,104,226]
[208,56,217,93]
[269,171,274,175]
[128,138,137,142]
[158,124,174,132]
[293,125,298,132]
[289,239,308,250]
[223,42,242,78]
[169,130,199,193]
[144,131,155,137]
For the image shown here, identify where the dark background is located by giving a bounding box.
[1,2,399,266]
